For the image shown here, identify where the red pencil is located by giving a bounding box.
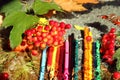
[47,46,54,71]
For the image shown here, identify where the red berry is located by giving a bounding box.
[113,71,120,79]
[110,28,116,33]
[86,36,92,41]
[102,38,107,43]
[102,54,111,60]
[49,20,55,26]
[27,44,33,50]
[109,49,115,55]
[51,26,57,31]
[57,27,61,31]
[58,36,63,40]
[54,21,59,27]
[40,42,46,49]
[100,48,103,53]
[58,31,63,36]
[103,34,108,39]
[34,41,40,47]
[3,72,9,79]
[109,33,116,39]
[41,32,48,38]
[37,36,42,41]
[65,24,71,29]
[104,50,109,55]
[32,37,38,42]
[25,29,33,36]
[44,25,51,31]
[53,41,59,46]
[50,31,55,36]
[106,57,113,64]
[21,40,26,46]
[109,44,114,49]
[43,37,48,43]
[31,28,36,34]
[101,15,108,19]
[110,40,115,44]
[58,40,64,45]
[59,22,65,29]
[37,25,43,32]
[36,32,41,36]
[47,39,53,46]
[53,35,58,40]
[47,35,52,39]
[26,35,32,40]
[31,50,38,56]
[61,30,66,35]
[54,31,58,35]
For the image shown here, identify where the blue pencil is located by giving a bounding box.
[39,46,48,80]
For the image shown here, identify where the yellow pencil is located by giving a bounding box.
[83,27,93,80]
[50,46,58,79]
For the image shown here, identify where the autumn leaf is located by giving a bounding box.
[54,0,87,12]
[45,0,99,12]
[73,0,98,4]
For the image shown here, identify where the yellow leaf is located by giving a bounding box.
[74,25,84,30]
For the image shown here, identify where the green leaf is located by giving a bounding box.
[2,11,39,49]
[116,60,120,71]
[113,48,120,71]
[117,31,120,36]
[114,48,120,59]
[0,0,23,16]
[32,0,63,15]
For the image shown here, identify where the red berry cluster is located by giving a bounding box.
[100,28,116,64]
[14,20,71,56]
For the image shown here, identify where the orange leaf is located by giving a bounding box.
[73,0,99,4]
[44,0,99,12]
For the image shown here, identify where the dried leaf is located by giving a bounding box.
[45,0,99,12]
[55,0,87,12]
[43,10,56,18]
[73,0,98,4]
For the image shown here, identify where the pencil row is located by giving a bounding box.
[39,27,103,80]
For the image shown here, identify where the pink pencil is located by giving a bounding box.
[64,39,69,80]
